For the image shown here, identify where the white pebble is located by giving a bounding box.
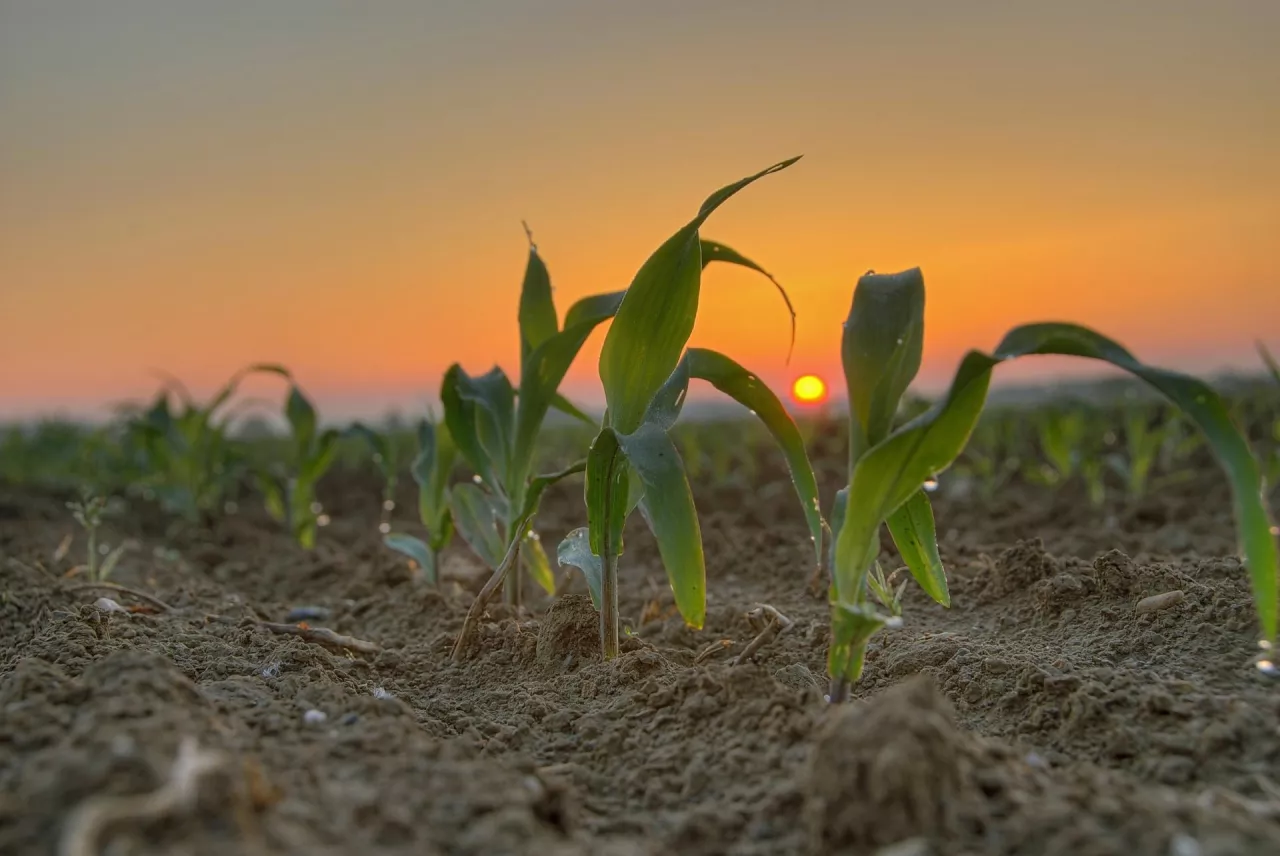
[95,597,127,613]
[303,709,327,725]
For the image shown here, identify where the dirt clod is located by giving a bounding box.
[535,594,600,669]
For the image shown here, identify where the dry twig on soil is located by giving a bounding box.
[59,737,225,856]
[733,604,794,666]
[65,581,175,612]
[204,614,381,655]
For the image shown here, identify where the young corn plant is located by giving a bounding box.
[825,268,1279,701]
[382,418,457,585]
[257,383,340,548]
[447,215,801,657]
[65,491,130,582]
[1105,404,1170,500]
[128,364,289,521]
[555,156,825,660]
[349,423,402,534]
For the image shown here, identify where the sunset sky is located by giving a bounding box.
[2,1,1277,421]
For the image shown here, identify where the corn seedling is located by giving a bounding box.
[257,383,340,548]
[446,215,799,629]
[66,491,129,581]
[555,156,825,660]
[824,267,1279,701]
[382,418,457,585]
[128,364,289,521]
[349,423,401,534]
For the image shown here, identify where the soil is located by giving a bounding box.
[2,442,1279,855]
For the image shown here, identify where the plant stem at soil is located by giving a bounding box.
[451,537,523,662]
[601,544,620,659]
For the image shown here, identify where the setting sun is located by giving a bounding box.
[792,374,828,405]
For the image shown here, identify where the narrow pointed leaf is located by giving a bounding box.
[700,239,796,362]
[450,482,505,569]
[551,393,597,427]
[644,354,691,430]
[600,157,800,434]
[686,347,822,568]
[384,533,436,584]
[208,363,291,418]
[518,245,558,360]
[885,489,950,606]
[619,424,705,629]
[563,290,626,330]
[285,385,318,457]
[586,428,629,557]
[557,527,603,609]
[441,365,498,489]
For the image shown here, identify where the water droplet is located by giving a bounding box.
[382,499,396,511]
[529,531,541,541]
[378,522,391,534]
[1270,526,1279,536]
[98,543,110,555]
[317,514,331,527]
[472,474,483,484]
[1103,431,1117,445]
[923,477,939,493]
[1256,659,1277,676]
[1260,639,1273,651]
[309,501,323,514]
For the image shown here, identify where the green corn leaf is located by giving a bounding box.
[348,423,392,475]
[257,471,286,522]
[618,423,705,629]
[524,531,556,596]
[644,354,691,430]
[286,385,319,457]
[828,487,849,577]
[551,393,597,427]
[700,239,796,362]
[556,526,603,608]
[563,290,627,330]
[885,489,950,607]
[412,418,456,540]
[301,429,341,484]
[207,363,291,419]
[384,533,436,584]
[586,428,629,557]
[517,458,588,524]
[450,482,505,570]
[441,365,500,489]
[686,347,823,568]
[512,302,621,487]
[599,157,801,435]
[835,322,1278,643]
[842,269,925,464]
[456,366,516,489]
[518,242,559,361]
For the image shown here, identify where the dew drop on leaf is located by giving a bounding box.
[472,474,483,484]
[382,500,396,511]
[923,477,939,493]
[310,501,323,514]
[378,522,391,534]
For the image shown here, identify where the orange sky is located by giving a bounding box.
[2,1,1277,421]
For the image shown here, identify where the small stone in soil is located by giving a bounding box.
[1135,590,1184,615]
[303,709,327,725]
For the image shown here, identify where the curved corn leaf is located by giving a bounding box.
[517,458,588,523]
[701,239,796,362]
[843,269,925,464]
[208,363,291,420]
[412,418,456,543]
[524,532,556,595]
[600,157,801,434]
[450,482,505,569]
[384,533,436,584]
[686,347,822,568]
[885,489,949,607]
[557,526,603,608]
[518,243,558,361]
[348,422,392,475]
[836,322,1278,643]
[618,423,705,629]
[300,429,341,484]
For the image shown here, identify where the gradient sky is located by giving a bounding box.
[2,0,1277,421]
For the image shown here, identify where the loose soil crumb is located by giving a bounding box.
[2,450,1279,854]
